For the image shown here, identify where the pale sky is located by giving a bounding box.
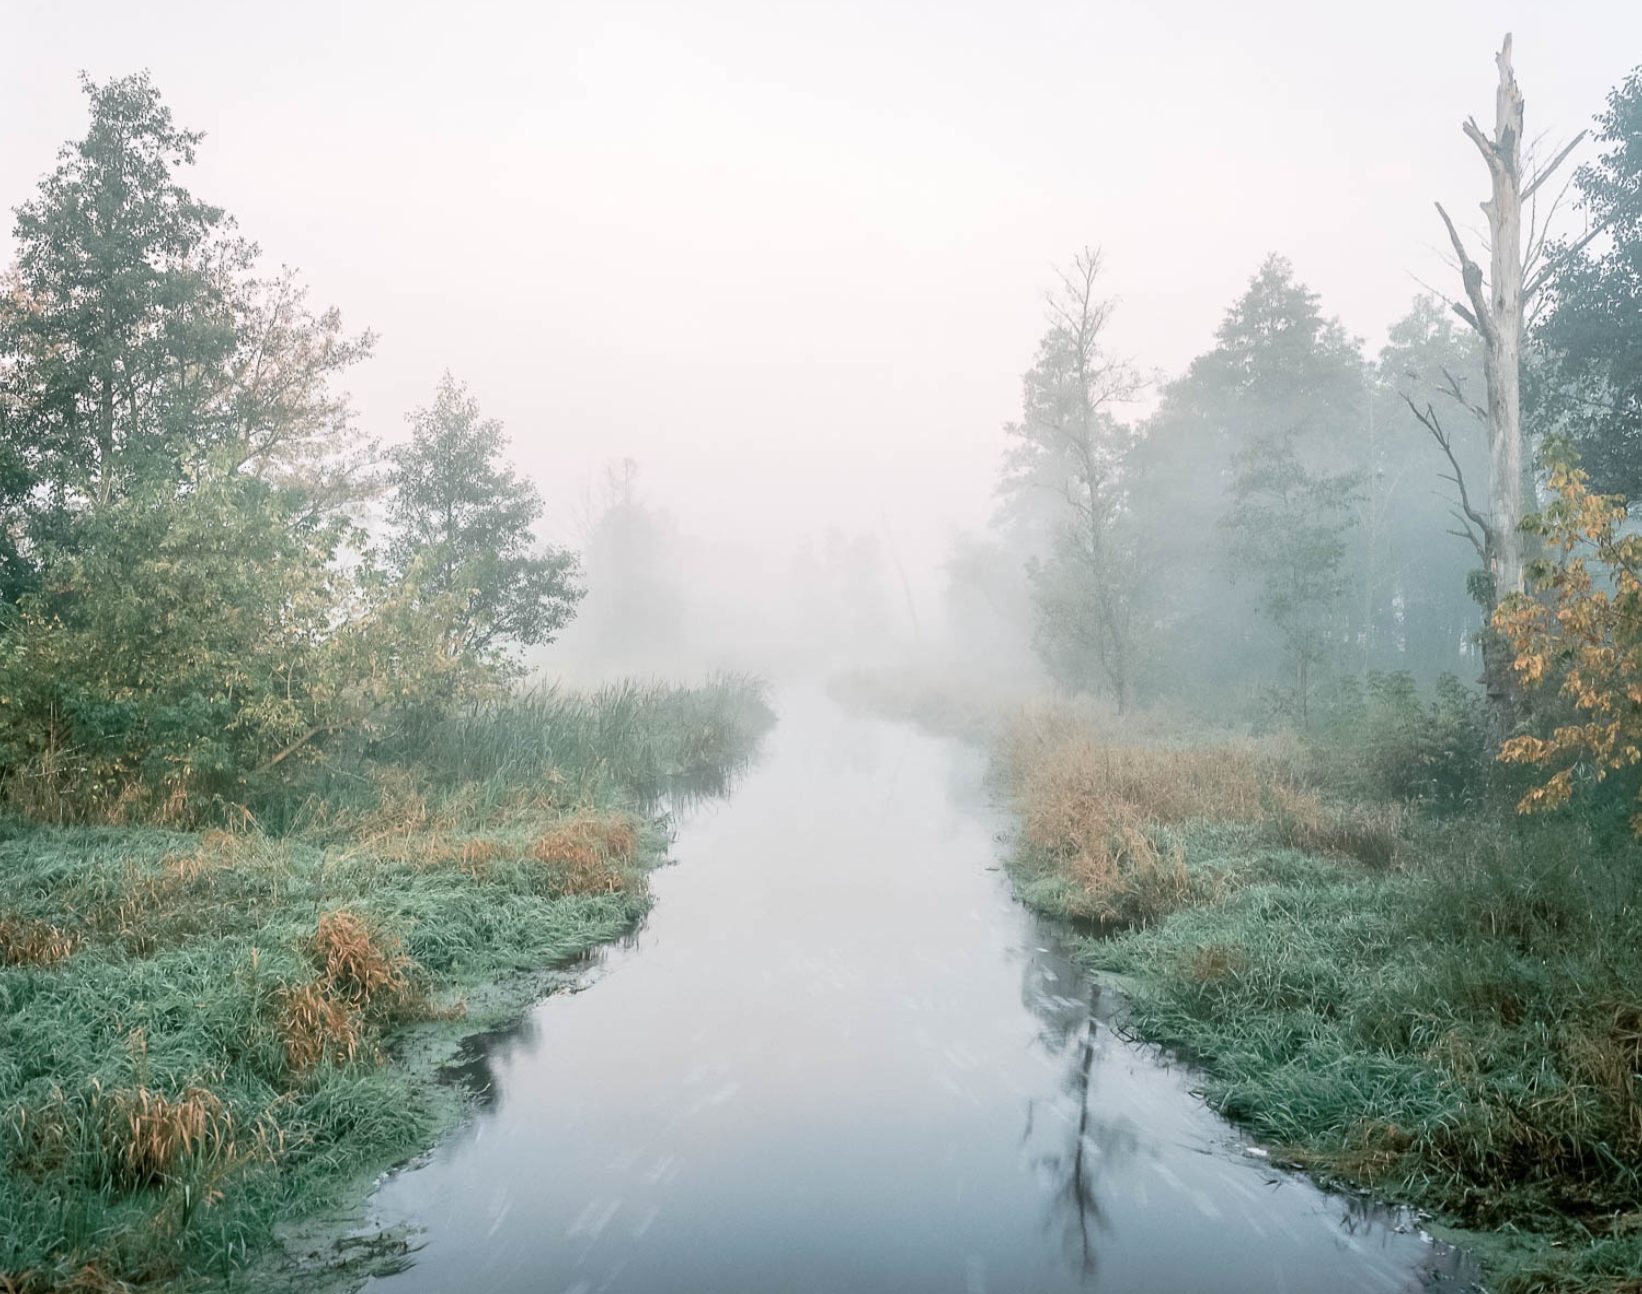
[4,0,1640,588]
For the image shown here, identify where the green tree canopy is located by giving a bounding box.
[1533,64,1642,498]
[1,73,241,512]
[386,374,583,660]
[0,73,374,604]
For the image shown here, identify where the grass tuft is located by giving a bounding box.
[0,918,76,967]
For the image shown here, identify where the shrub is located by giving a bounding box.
[1310,671,1488,810]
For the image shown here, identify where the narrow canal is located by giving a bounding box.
[364,689,1472,1293]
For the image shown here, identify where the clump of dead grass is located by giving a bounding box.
[309,911,413,1010]
[100,1084,234,1190]
[272,911,424,1082]
[529,812,641,896]
[0,916,76,967]
[276,980,365,1078]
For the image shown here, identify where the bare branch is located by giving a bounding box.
[1434,202,1494,341]
[1438,366,1488,424]
[1522,130,1587,201]
[1406,393,1492,563]
[1461,117,1497,169]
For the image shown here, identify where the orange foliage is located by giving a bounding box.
[1494,450,1642,830]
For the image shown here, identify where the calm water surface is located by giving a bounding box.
[365,690,1473,1294]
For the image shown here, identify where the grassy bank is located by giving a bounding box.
[0,676,774,1293]
[993,700,1642,1294]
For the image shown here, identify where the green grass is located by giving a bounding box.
[0,676,775,1292]
[1014,814,1642,1293]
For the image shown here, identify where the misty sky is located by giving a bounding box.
[4,0,1640,590]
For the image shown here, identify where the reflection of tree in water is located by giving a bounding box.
[648,744,768,822]
[1018,936,1139,1284]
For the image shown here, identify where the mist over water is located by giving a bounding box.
[364,691,1470,1293]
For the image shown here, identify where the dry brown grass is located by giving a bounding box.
[1186,943,1250,983]
[158,827,252,882]
[0,917,76,967]
[100,1084,233,1189]
[1002,708,1295,923]
[309,910,413,1010]
[1331,1118,1416,1180]
[272,911,425,1081]
[1002,706,1292,828]
[0,1266,134,1294]
[1001,705,1388,922]
[276,980,364,1078]
[1265,796,1407,869]
[1561,1001,1642,1158]
[530,812,640,895]
[1001,703,1408,923]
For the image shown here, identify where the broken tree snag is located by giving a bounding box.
[1449,33,1527,606]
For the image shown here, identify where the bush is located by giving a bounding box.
[0,471,481,824]
[1310,671,1488,810]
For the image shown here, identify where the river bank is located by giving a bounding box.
[832,671,1642,1294]
[0,678,774,1293]
[355,688,1466,1294]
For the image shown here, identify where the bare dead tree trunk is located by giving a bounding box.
[1431,34,1555,725]
[1436,35,1526,609]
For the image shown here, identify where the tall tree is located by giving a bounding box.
[1128,255,1366,706]
[386,374,583,661]
[572,459,687,670]
[999,249,1146,709]
[1222,432,1360,726]
[1533,63,1642,500]
[0,73,374,605]
[0,74,242,513]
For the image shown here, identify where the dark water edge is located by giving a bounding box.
[355,689,1479,1294]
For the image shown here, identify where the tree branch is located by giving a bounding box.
[1406,393,1492,563]
[1522,130,1587,201]
[1434,201,1495,342]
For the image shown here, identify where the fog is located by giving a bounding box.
[4,0,1639,678]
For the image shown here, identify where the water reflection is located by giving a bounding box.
[1017,941,1133,1284]
[364,691,1477,1294]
